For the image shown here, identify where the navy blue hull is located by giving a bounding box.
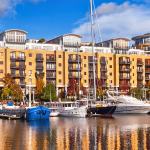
[26,106,50,120]
[88,106,116,116]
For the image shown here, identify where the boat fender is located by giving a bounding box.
[42,110,47,115]
[37,110,41,114]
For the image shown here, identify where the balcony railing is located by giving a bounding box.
[100,60,107,64]
[137,76,143,80]
[46,67,56,70]
[64,42,81,47]
[6,39,26,44]
[89,75,94,79]
[102,83,107,87]
[68,58,82,63]
[46,75,56,78]
[68,74,82,78]
[46,58,56,62]
[137,62,144,65]
[100,68,107,72]
[119,76,131,80]
[19,82,26,87]
[119,68,131,72]
[10,56,26,61]
[145,77,150,80]
[145,70,150,73]
[101,75,108,80]
[11,73,26,78]
[68,67,82,71]
[119,61,131,65]
[36,66,43,70]
[36,57,44,61]
[145,63,150,66]
[89,59,98,63]
[137,69,143,73]
[10,64,26,69]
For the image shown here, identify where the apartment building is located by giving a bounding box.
[0,29,150,97]
[132,33,150,52]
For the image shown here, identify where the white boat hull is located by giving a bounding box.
[115,106,150,114]
[58,107,87,118]
[50,112,59,117]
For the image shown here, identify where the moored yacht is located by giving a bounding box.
[105,92,150,113]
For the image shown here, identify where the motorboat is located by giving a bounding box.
[49,108,59,117]
[26,106,50,120]
[48,100,87,118]
[104,91,150,114]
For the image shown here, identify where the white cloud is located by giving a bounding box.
[72,2,150,43]
[0,0,46,17]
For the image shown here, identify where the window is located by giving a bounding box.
[109,65,112,68]
[133,73,134,76]
[84,64,86,68]
[84,56,86,59]
[132,58,134,61]
[0,70,3,73]
[133,80,134,84]
[59,63,61,67]
[84,72,86,75]
[58,55,61,58]
[0,52,3,56]
[59,71,61,75]
[29,70,32,75]
[59,79,61,83]
[110,80,112,83]
[84,80,86,83]
[29,62,32,66]
[0,78,3,82]
[133,66,134,69]
[109,57,112,61]
[29,78,32,83]
[0,61,3,65]
[29,53,32,57]
[110,73,112,76]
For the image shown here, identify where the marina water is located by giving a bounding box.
[0,114,150,150]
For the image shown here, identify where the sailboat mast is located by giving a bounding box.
[90,0,96,101]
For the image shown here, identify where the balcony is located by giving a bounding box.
[68,58,82,63]
[89,75,94,79]
[19,82,26,87]
[6,39,26,44]
[36,57,44,61]
[46,58,56,62]
[102,83,107,87]
[36,66,43,70]
[119,68,131,72]
[101,75,108,80]
[100,60,107,64]
[10,64,26,69]
[100,68,107,72]
[119,76,131,80]
[137,76,143,80]
[119,61,131,65]
[145,77,150,80]
[68,67,82,71]
[11,73,26,78]
[68,74,82,78]
[46,67,56,70]
[137,69,143,73]
[64,42,81,47]
[145,63,150,67]
[137,62,144,66]
[145,70,150,73]
[89,59,98,64]
[10,56,26,61]
[46,75,56,78]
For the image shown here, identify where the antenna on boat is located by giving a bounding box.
[90,0,96,101]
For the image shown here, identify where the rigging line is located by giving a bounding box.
[93,0,102,43]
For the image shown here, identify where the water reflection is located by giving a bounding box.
[0,115,150,150]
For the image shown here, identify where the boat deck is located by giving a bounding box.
[0,114,22,120]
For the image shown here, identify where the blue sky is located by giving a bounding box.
[0,0,150,43]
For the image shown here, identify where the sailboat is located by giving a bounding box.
[87,0,116,116]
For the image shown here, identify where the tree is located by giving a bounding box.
[36,76,45,100]
[130,86,143,99]
[38,38,46,43]
[1,86,12,100]
[3,73,15,87]
[43,83,56,101]
[67,78,77,100]
[76,82,87,98]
